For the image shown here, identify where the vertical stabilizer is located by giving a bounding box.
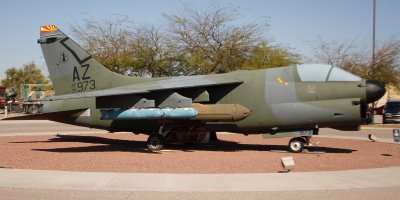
[38,25,131,95]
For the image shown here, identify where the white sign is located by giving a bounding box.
[393,129,400,143]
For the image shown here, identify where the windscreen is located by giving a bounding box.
[327,67,361,81]
[297,64,331,81]
[297,64,361,82]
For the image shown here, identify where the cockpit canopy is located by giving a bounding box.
[297,64,361,82]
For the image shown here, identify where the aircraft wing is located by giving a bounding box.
[42,76,242,101]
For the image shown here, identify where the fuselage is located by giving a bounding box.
[42,64,367,134]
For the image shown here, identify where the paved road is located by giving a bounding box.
[319,127,396,142]
[1,120,399,200]
[0,120,107,136]
[1,119,397,142]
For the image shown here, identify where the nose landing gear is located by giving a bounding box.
[288,136,318,153]
[288,137,306,153]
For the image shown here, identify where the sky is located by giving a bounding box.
[0,0,399,79]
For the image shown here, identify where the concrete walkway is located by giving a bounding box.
[1,167,399,192]
[1,120,399,199]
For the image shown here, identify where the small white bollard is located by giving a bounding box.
[281,156,295,172]
[4,105,7,118]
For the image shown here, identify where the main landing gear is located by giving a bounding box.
[145,126,216,151]
[146,134,165,151]
[146,125,169,151]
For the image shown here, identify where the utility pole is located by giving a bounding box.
[372,0,376,66]
[370,0,377,124]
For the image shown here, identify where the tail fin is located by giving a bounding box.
[38,25,133,95]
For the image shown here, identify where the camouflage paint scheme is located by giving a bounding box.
[12,25,384,151]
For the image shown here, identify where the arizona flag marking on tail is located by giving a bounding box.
[40,25,63,38]
[40,25,58,32]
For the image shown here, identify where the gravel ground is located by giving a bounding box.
[0,133,399,173]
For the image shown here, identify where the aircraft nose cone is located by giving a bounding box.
[366,80,386,103]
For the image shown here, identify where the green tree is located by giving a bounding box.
[1,62,48,94]
[243,42,300,70]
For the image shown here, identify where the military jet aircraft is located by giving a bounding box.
[6,25,386,152]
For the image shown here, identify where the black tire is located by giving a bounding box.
[146,135,165,151]
[209,131,218,142]
[288,137,305,153]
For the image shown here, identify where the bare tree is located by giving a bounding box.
[310,37,400,88]
[70,6,300,77]
[71,17,171,77]
[163,6,267,74]
[310,38,368,70]
[366,38,400,87]
[71,16,134,74]
[129,24,169,77]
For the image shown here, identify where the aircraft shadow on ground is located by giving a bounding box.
[20,134,357,154]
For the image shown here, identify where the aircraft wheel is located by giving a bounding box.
[27,105,40,114]
[147,135,165,151]
[288,137,305,153]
